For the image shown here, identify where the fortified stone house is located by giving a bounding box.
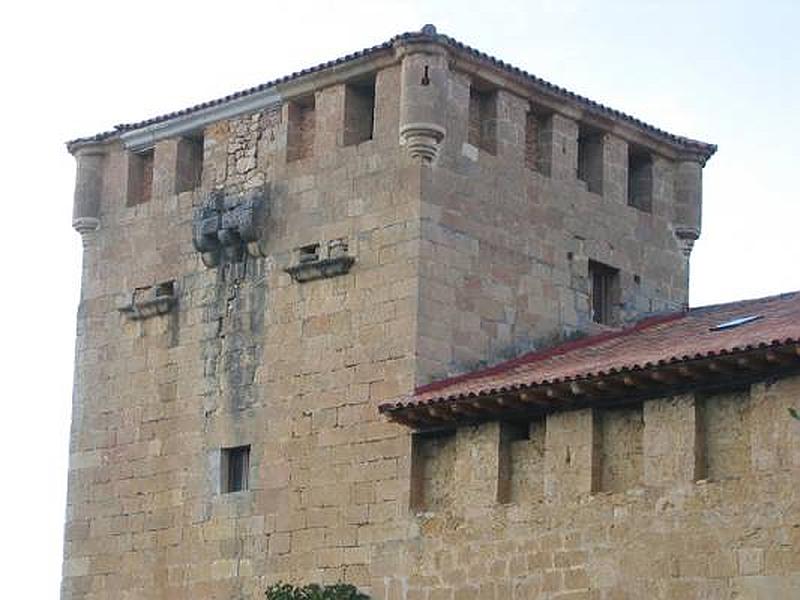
[64,25,799,600]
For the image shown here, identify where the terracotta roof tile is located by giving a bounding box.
[386,291,800,413]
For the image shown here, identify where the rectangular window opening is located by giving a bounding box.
[287,95,316,162]
[175,134,204,194]
[577,125,604,194]
[589,260,620,326]
[221,445,250,493]
[525,108,552,175]
[127,148,154,207]
[628,146,653,212]
[343,77,376,146]
[468,82,497,154]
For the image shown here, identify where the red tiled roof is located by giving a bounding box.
[67,26,716,160]
[381,291,800,424]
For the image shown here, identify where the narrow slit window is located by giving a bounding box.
[287,95,316,161]
[628,147,653,212]
[343,77,375,146]
[221,445,250,493]
[127,149,154,206]
[589,260,619,325]
[577,125,604,194]
[175,134,204,193]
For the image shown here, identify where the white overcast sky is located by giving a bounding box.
[1,1,798,597]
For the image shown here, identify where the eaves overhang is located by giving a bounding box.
[380,340,800,430]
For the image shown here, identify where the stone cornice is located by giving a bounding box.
[119,88,283,153]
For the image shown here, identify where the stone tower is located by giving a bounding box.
[63,26,730,600]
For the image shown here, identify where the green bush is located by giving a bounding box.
[265,582,370,600]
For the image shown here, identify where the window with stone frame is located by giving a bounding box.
[221,445,250,493]
[589,260,620,325]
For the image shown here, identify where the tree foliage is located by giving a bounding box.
[266,583,370,600]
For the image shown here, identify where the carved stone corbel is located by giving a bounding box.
[675,226,700,257]
[192,189,268,268]
[72,216,100,248]
[400,123,446,163]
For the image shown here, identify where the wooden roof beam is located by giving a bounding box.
[517,390,551,406]
[765,349,796,365]
[648,370,678,385]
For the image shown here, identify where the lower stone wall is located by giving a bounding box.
[379,378,800,599]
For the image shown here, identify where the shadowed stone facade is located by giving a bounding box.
[64,26,798,600]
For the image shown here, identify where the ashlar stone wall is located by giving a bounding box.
[63,44,790,600]
[417,69,692,382]
[65,63,423,599]
[391,381,800,600]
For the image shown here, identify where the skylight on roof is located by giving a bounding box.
[710,315,763,331]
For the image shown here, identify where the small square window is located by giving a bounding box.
[221,445,250,493]
[589,260,619,325]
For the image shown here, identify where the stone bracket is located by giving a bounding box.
[674,226,700,257]
[400,122,446,163]
[286,256,355,283]
[285,238,355,283]
[72,217,100,248]
[117,281,176,320]
[193,189,268,268]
